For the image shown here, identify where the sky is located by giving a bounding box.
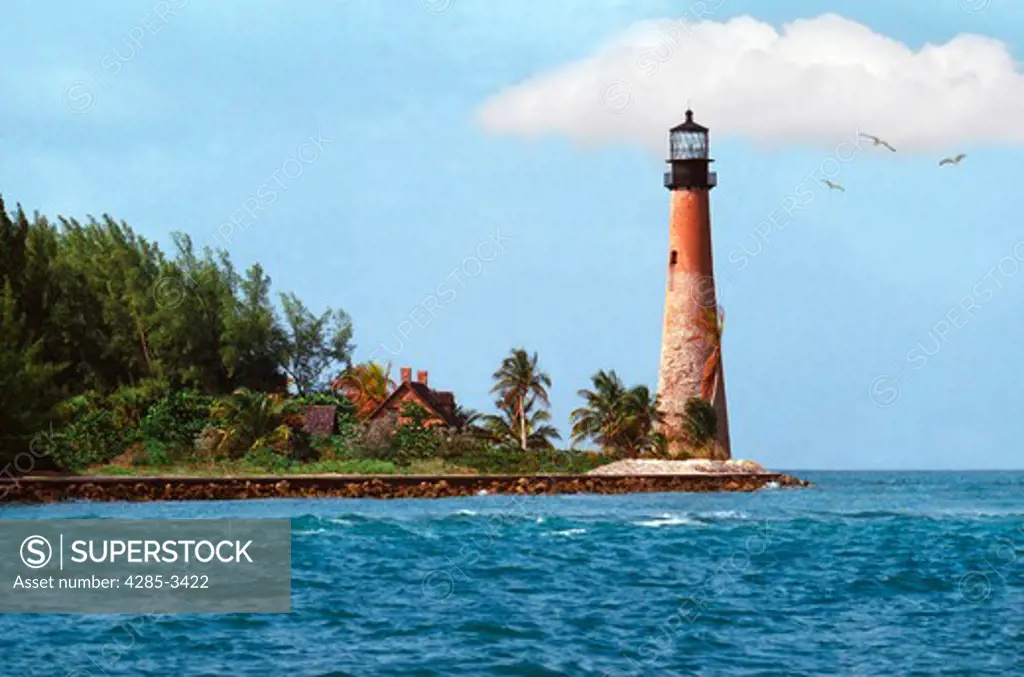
[2,0,1023,470]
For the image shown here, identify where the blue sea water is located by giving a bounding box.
[0,472,1021,676]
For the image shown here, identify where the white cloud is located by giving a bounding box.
[477,13,1024,153]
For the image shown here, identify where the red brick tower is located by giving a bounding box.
[658,109,731,458]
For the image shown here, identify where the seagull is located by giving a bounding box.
[939,154,967,166]
[822,179,845,192]
[860,133,896,152]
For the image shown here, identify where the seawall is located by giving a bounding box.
[0,472,810,503]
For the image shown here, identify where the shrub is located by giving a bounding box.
[193,425,226,463]
[243,446,294,473]
[296,391,356,414]
[141,389,213,450]
[52,409,127,470]
[134,439,175,467]
[210,388,309,459]
[105,379,169,429]
[436,429,492,460]
[392,403,441,464]
[354,411,399,461]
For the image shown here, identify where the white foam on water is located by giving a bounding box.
[704,510,749,520]
[549,528,587,537]
[634,513,702,528]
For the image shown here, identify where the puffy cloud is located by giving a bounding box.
[477,13,1024,153]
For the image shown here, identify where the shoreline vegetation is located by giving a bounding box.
[1,197,787,500]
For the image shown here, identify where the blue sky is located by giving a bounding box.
[2,0,1023,469]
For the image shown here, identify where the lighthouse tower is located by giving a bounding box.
[657,109,731,458]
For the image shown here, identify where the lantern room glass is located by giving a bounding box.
[670,129,708,160]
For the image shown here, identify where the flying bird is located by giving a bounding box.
[822,179,845,192]
[860,133,896,152]
[939,154,967,166]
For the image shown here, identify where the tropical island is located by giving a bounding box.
[0,197,805,502]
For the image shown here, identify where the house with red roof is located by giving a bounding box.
[366,367,460,428]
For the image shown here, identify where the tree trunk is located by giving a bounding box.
[130,301,154,376]
[518,395,527,451]
[137,324,152,374]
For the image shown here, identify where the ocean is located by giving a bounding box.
[0,472,1021,675]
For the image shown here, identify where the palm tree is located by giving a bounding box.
[452,404,483,433]
[680,397,717,450]
[483,397,561,450]
[331,361,396,420]
[490,348,552,451]
[570,369,627,450]
[687,305,724,402]
[619,385,665,457]
[211,387,302,458]
[571,371,664,457]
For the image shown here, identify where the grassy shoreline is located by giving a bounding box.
[80,449,618,479]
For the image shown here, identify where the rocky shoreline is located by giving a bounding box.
[0,472,810,503]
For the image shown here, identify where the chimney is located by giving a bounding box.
[416,370,428,388]
[400,367,412,384]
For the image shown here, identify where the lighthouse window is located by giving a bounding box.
[670,250,678,266]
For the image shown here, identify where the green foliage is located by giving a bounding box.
[446,447,614,474]
[298,459,398,474]
[211,388,306,459]
[295,391,359,438]
[279,293,355,396]
[140,389,214,449]
[85,465,137,476]
[295,391,350,408]
[392,403,441,464]
[489,348,555,450]
[435,429,492,460]
[105,379,169,429]
[221,263,288,393]
[0,282,63,464]
[52,409,128,470]
[683,397,718,448]
[135,440,175,467]
[0,194,351,466]
[570,370,664,458]
[242,447,294,473]
[482,400,561,450]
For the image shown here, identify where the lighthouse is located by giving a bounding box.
[657,109,731,459]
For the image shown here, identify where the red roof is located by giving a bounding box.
[366,381,459,427]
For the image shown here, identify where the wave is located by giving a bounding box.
[548,528,587,537]
[284,505,1024,536]
[634,513,703,528]
[293,528,327,536]
[704,510,749,520]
